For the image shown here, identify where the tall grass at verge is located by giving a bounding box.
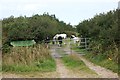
[2,44,56,72]
[84,53,118,73]
[71,44,118,73]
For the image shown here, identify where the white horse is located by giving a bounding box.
[53,34,67,39]
[72,37,80,43]
[53,33,67,45]
[70,35,80,46]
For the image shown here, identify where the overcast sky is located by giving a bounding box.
[0,0,119,25]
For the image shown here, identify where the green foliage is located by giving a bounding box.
[76,10,118,39]
[64,31,77,37]
[2,13,75,44]
[76,10,120,72]
[2,43,11,53]
[76,9,119,63]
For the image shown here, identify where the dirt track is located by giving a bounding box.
[2,44,119,78]
[63,43,118,78]
[50,45,99,78]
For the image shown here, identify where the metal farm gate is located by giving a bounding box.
[44,37,91,50]
[79,38,91,50]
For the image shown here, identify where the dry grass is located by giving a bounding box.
[2,44,56,72]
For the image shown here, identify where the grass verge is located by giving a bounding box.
[62,54,97,74]
[2,44,56,72]
[2,58,56,72]
[72,45,118,73]
[84,53,118,73]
